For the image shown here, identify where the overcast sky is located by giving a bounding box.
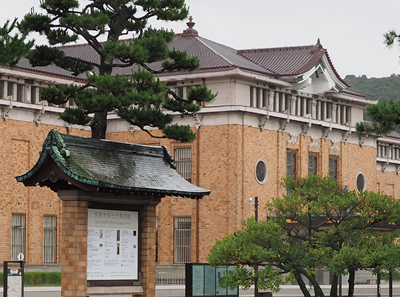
[2,0,400,78]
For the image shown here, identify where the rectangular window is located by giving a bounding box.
[7,82,13,97]
[0,81,4,98]
[31,86,37,104]
[329,156,338,180]
[174,147,192,182]
[43,215,57,263]
[174,217,191,264]
[11,214,26,261]
[287,150,297,178]
[16,84,24,102]
[308,153,318,175]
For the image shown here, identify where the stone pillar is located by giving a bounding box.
[61,200,88,297]
[140,205,157,297]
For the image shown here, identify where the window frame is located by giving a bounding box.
[43,215,57,263]
[287,150,297,178]
[174,147,192,182]
[11,213,26,261]
[308,153,318,175]
[173,216,191,264]
[329,156,338,180]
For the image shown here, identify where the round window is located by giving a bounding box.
[255,160,268,184]
[356,172,366,192]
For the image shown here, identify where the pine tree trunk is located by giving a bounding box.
[330,274,338,297]
[91,111,108,139]
[294,271,311,297]
[347,268,355,297]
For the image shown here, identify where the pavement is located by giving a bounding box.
[0,283,398,296]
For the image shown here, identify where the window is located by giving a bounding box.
[31,86,37,104]
[255,159,268,184]
[43,215,57,263]
[308,153,318,175]
[287,150,297,178]
[329,156,338,180]
[174,217,191,263]
[16,84,24,102]
[11,214,26,261]
[174,147,192,182]
[356,172,366,192]
[7,82,13,97]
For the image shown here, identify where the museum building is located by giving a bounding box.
[0,19,399,286]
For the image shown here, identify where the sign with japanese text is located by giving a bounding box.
[87,209,139,280]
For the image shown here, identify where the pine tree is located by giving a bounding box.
[19,0,216,140]
[0,19,34,66]
[356,30,400,136]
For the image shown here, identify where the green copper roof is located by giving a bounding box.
[16,130,210,199]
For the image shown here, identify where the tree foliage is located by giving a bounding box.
[207,175,400,297]
[345,74,400,103]
[350,28,400,136]
[0,19,34,66]
[18,0,216,139]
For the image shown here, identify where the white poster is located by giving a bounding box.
[87,209,139,280]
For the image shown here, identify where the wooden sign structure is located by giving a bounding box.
[16,129,210,297]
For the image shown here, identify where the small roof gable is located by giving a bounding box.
[16,130,210,199]
[237,44,348,86]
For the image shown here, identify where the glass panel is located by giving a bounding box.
[174,217,191,263]
[43,215,57,263]
[11,214,26,261]
[308,154,318,175]
[174,147,192,182]
[329,156,338,180]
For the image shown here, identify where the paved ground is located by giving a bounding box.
[0,283,398,296]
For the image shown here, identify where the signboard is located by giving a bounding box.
[3,261,24,297]
[185,264,238,297]
[87,209,139,281]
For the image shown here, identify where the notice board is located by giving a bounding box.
[87,209,139,281]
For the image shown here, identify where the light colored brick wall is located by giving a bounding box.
[0,119,90,264]
[113,125,386,265]
[60,200,88,297]
[2,115,398,273]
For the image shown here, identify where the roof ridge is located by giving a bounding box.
[238,44,320,54]
[196,36,234,66]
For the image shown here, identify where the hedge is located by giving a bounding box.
[0,272,61,286]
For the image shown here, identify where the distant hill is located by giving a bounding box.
[344,74,400,102]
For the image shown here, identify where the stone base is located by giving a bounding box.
[87,286,144,296]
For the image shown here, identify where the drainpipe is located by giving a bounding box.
[195,78,206,262]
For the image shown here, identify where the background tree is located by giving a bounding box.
[207,175,400,297]
[0,19,34,66]
[18,0,216,140]
[355,30,400,136]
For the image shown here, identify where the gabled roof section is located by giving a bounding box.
[237,42,348,89]
[16,130,210,199]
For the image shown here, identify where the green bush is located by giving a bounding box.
[0,272,61,286]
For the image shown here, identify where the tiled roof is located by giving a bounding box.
[16,130,210,199]
[13,21,346,84]
[238,45,325,76]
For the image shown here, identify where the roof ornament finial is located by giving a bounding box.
[316,38,322,48]
[182,16,198,36]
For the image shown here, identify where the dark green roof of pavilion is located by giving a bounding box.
[16,130,210,199]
